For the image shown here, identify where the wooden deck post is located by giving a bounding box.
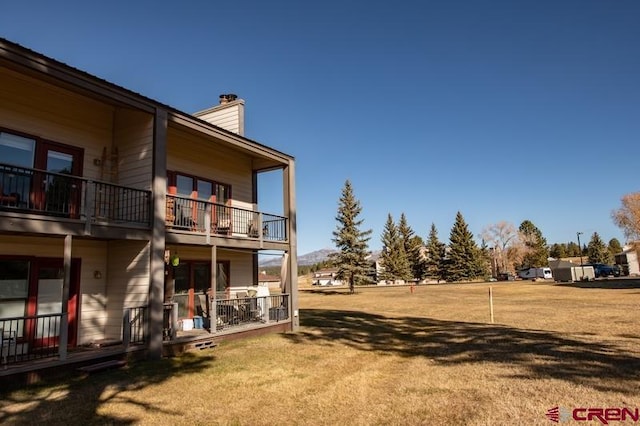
[283,160,299,331]
[210,245,217,332]
[123,308,131,350]
[59,234,72,360]
[148,108,168,359]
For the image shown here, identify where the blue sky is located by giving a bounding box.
[2,1,639,255]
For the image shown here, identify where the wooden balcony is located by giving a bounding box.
[166,194,287,242]
[0,163,152,231]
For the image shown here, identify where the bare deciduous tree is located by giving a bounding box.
[480,221,520,274]
[612,192,640,241]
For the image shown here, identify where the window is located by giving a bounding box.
[0,257,80,346]
[0,260,30,337]
[0,132,35,168]
[0,129,83,216]
[171,260,230,319]
[168,171,231,204]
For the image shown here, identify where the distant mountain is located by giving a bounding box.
[259,248,381,267]
[259,248,336,267]
[298,248,338,266]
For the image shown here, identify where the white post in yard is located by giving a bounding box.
[489,287,494,324]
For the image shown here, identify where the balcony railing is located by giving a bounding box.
[0,307,148,367]
[1,312,63,366]
[123,306,148,347]
[161,293,290,339]
[216,293,290,330]
[166,194,287,242]
[0,163,151,227]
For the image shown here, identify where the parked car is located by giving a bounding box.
[497,273,516,281]
[517,267,553,280]
[582,263,621,278]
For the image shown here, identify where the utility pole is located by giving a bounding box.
[577,232,585,280]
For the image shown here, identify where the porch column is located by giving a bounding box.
[59,234,72,360]
[283,160,299,331]
[149,107,168,359]
[210,245,217,332]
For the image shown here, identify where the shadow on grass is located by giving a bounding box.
[0,352,215,425]
[299,289,353,296]
[287,309,640,394]
[555,278,640,289]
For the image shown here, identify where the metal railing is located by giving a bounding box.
[166,194,287,242]
[215,293,290,331]
[163,302,178,341]
[0,163,151,227]
[123,306,148,347]
[0,313,63,366]
[160,293,290,338]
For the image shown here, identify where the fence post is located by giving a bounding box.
[489,287,494,324]
[171,302,178,340]
[123,308,131,349]
[205,203,211,245]
[84,181,95,235]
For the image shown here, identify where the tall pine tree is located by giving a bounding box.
[587,232,612,264]
[397,213,424,281]
[330,180,373,293]
[380,214,412,281]
[518,220,549,268]
[425,223,446,281]
[608,238,623,258]
[445,212,483,282]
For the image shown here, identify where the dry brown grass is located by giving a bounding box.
[2,281,640,425]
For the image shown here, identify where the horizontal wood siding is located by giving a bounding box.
[73,240,108,345]
[113,108,154,190]
[105,240,150,340]
[167,127,253,205]
[228,250,253,287]
[0,235,108,345]
[0,67,114,181]
[196,104,242,134]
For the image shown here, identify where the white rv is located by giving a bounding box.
[517,267,553,280]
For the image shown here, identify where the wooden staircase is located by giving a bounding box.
[163,335,218,357]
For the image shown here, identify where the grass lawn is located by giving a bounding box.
[2,280,640,425]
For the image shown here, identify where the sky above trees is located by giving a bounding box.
[2,1,639,254]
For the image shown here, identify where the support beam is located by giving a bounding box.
[148,108,168,359]
[210,245,218,332]
[59,234,72,360]
[283,160,299,331]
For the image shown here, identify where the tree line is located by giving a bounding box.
[327,180,640,292]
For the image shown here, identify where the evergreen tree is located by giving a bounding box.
[445,212,483,282]
[549,243,566,259]
[397,213,425,281]
[587,232,612,264]
[379,214,412,281]
[425,223,446,281]
[566,241,581,257]
[409,235,427,281]
[478,239,492,278]
[608,238,623,258]
[518,220,549,268]
[330,180,373,293]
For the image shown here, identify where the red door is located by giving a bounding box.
[26,258,80,347]
[33,142,83,218]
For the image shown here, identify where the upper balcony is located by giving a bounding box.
[0,162,151,237]
[165,194,287,246]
